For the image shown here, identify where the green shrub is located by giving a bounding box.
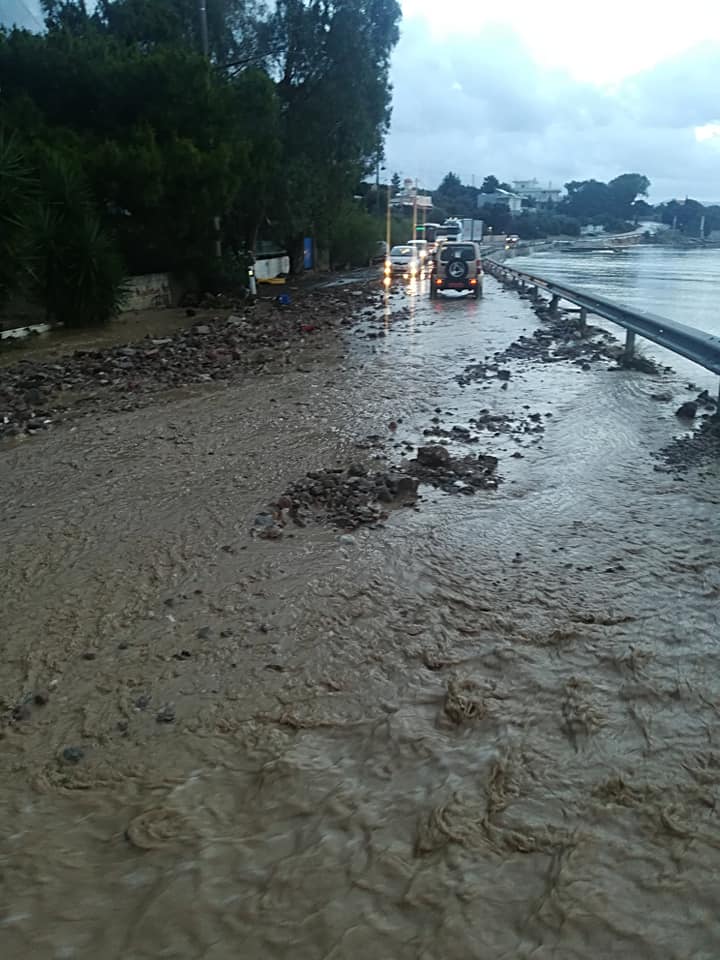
[29,156,127,327]
[329,202,382,267]
[0,131,35,307]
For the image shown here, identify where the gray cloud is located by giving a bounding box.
[386,18,720,201]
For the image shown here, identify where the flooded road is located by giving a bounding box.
[1,276,719,958]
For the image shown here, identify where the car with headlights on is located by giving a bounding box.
[385,244,423,277]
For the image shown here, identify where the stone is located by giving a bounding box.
[62,746,84,764]
[497,370,511,381]
[194,324,211,335]
[416,445,450,468]
[675,401,698,420]
[650,391,673,402]
[34,689,50,706]
[156,704,176,723]
[197,626,211,639]
[393,475,419,498]
[253,512,275,529]
[12,702,32,721]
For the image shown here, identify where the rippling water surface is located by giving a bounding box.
[1,275,718,959]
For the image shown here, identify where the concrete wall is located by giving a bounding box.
[121,273,171,312]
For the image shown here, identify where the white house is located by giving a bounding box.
[389,178,433,211]
[512,179,563,206]
[476,190,523,214]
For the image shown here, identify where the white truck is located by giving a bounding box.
[461,218,484,241]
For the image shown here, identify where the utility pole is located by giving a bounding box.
[376,153,381,217]
[412,179,418,238]
[198,0,209,58]
[197,1,221,258]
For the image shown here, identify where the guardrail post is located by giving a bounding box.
[531,286,539,302]
[579,307,587,336]
[624,330,636,361]
[549,294,559,316]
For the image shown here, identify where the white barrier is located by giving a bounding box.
[254,256,290,281]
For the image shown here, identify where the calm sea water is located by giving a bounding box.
[510,244,720,388]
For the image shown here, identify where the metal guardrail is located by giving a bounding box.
[484,259,720,388]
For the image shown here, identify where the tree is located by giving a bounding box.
[563,179,610,220]
[608,173,650,216]
[439,171,462,192]
[0,131,35,308]
[607,173,650,219]
[390,171,401,196]
[261,0,402,265]
[435,171,479,218]
[1,0,402,284]
[480,174,499,194]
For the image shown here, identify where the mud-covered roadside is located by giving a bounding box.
[0,280,389,439]
[1,275,719,959]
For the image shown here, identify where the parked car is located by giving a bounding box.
[385,244,423,277]
[429,242,483,299]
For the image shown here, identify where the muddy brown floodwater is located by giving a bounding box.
[1,276,719,959]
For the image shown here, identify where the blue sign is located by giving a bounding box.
[303,237,313,270]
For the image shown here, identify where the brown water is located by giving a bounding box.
[1,277,719,959]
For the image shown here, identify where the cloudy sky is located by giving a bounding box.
[386,0,720,201]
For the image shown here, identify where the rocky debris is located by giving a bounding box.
[0,280,382,440]
[650,391,674,402]
[156,704,176,724]
[657,413,720,472]
[265,462,420,531]
[252,512,284,540]
[11,701,32,722]
[62,746,84,764]
[675,401,698,420]
[408,448,499,494]
[420,408,546,445]
[416,445,450,468]
[696,389,718,411]
[456,301,668,387]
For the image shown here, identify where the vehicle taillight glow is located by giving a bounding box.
[435,278,443,285]
[470,278,477,285]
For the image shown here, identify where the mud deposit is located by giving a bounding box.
[1,275,719,959]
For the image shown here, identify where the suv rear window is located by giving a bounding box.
[440,244,476,262]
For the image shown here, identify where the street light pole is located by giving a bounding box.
[197,0,221,257]
[198,0,209,58]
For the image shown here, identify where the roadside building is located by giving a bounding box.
[389,178,433,212]
[476,189,523,214]
[512,179,563,207]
